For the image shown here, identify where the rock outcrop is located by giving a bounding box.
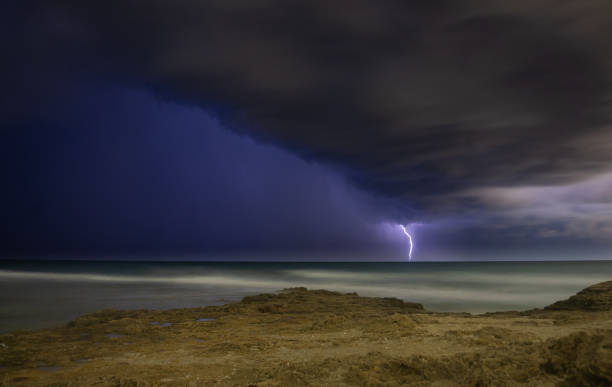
[241,287,425,314]
[545,281,612,311]
[1,283,610,386]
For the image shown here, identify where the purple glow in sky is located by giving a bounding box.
[0,84,417,260]
[3,81,611,260]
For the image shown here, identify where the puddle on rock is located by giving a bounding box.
[104,333,125,339]
[149,322,172,327]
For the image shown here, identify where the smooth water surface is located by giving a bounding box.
[1,260,611,332]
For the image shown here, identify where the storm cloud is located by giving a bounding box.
[1,85,411,259]
[3,1,612,258]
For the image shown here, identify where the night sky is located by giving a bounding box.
[2,1,612,260]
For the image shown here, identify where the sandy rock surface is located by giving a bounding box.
[1,284,611,386]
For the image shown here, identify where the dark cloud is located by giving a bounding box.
[12,1,611,205]
[4,1,612,257]
[0,85,411,259]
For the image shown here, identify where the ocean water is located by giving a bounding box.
[1,260,611,333]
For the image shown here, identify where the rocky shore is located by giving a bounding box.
[1,282,611,386]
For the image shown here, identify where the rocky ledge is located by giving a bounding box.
[545,280,612,311]
[0,283,611,386]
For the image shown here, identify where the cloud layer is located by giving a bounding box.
[3,1,612,257]
[15,1,611,194]
[0,85,411,259]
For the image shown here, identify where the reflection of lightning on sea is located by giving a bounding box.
[400,225,413,261]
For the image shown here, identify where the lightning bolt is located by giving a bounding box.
[399,225,413,260]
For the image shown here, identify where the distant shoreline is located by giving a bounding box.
[2,258,612,262]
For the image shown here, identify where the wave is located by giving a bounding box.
[0,268,603,309]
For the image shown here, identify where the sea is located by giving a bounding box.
[1,260,611,333]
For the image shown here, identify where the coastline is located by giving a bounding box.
[3,260,612,334]
[1,283,611,386]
